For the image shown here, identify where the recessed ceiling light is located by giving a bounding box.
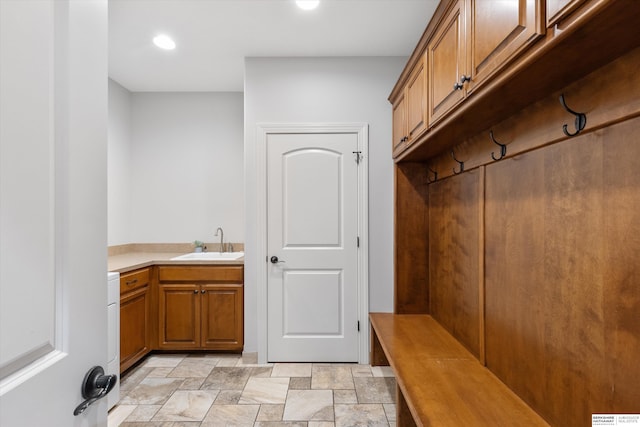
[296,0,320,11]
[153,34,176,50]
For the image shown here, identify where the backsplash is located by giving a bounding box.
[108,242,244,257]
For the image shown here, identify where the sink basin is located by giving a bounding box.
[171,252,244,261]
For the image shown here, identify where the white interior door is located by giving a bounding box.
[0,1,108,425]
[267,132,360,362]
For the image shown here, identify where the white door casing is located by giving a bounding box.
[0,1,108,426]
[256,124,369,364]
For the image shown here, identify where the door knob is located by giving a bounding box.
[73,366,117,415]
[270,256,285,264]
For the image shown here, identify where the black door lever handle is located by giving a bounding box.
[73,366,117,416]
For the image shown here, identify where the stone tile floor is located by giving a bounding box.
[108,354,397,427]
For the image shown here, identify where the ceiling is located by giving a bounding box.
[108,0,439,92]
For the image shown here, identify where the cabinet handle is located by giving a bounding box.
[453,82,464,90]
[201,289,205,294]
[125,279,138,286]
[193,289,198,294]
[460,75,471,84]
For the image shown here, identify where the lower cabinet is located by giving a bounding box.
[119,265,244,373]
[157,266,244,351]
[120,268,151,372]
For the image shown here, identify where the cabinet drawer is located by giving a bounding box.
[158,266,243,283]
[120,268,150,293]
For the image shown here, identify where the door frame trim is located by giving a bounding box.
[256,123,369,364]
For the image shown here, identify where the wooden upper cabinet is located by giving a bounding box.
[428,0,466,125]
[466,0,544,93]
[392,93,407,156]
[546,0,585,27]
[406,58,427,142]
[391,56,428,157]
[428,0,543,124]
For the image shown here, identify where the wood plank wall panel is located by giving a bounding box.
[601,118,640,413]
[428,169,481,358]
[484,148,548,409]
[484,117,640,426]
[394,163,429,314]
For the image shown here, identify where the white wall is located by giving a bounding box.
[108,90,244,245]
[108,79,132,245]
[244,56,405,355]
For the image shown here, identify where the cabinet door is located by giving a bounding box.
[406,57,427,143]
[158,284,200,349]
[428,0,466,125]
[392,93,406,156]
[120,285,150,372]
[201,284,244,350]
[546,0,585,27]
[467,0,543,92]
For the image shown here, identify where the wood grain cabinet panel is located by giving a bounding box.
[201,285,244,350]
[158,284,200,349]
[546,0,585,26]
[391,56,428,157]
[428,0,466,125]
[406,58,427,142]
[158,266,243,282]
[157,266,244,352]
[120,268,151,372]
[392,94,406,156]
[466,0,543,93]
[119,268,150,294]
[429,0,543,123]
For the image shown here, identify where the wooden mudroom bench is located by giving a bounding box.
[369,313,549,427]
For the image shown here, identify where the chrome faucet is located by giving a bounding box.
[215,227,224,252]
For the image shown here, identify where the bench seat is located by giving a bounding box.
[370,313,549,427]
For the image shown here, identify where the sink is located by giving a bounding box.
[171,252,244,261]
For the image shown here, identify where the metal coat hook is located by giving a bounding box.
[451,149,464,175]
[490,130,507,161]
[559,94,587,137]
[427,166,438,183]
[352,151,363,164]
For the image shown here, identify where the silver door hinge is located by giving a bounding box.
[352,151,362,164]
